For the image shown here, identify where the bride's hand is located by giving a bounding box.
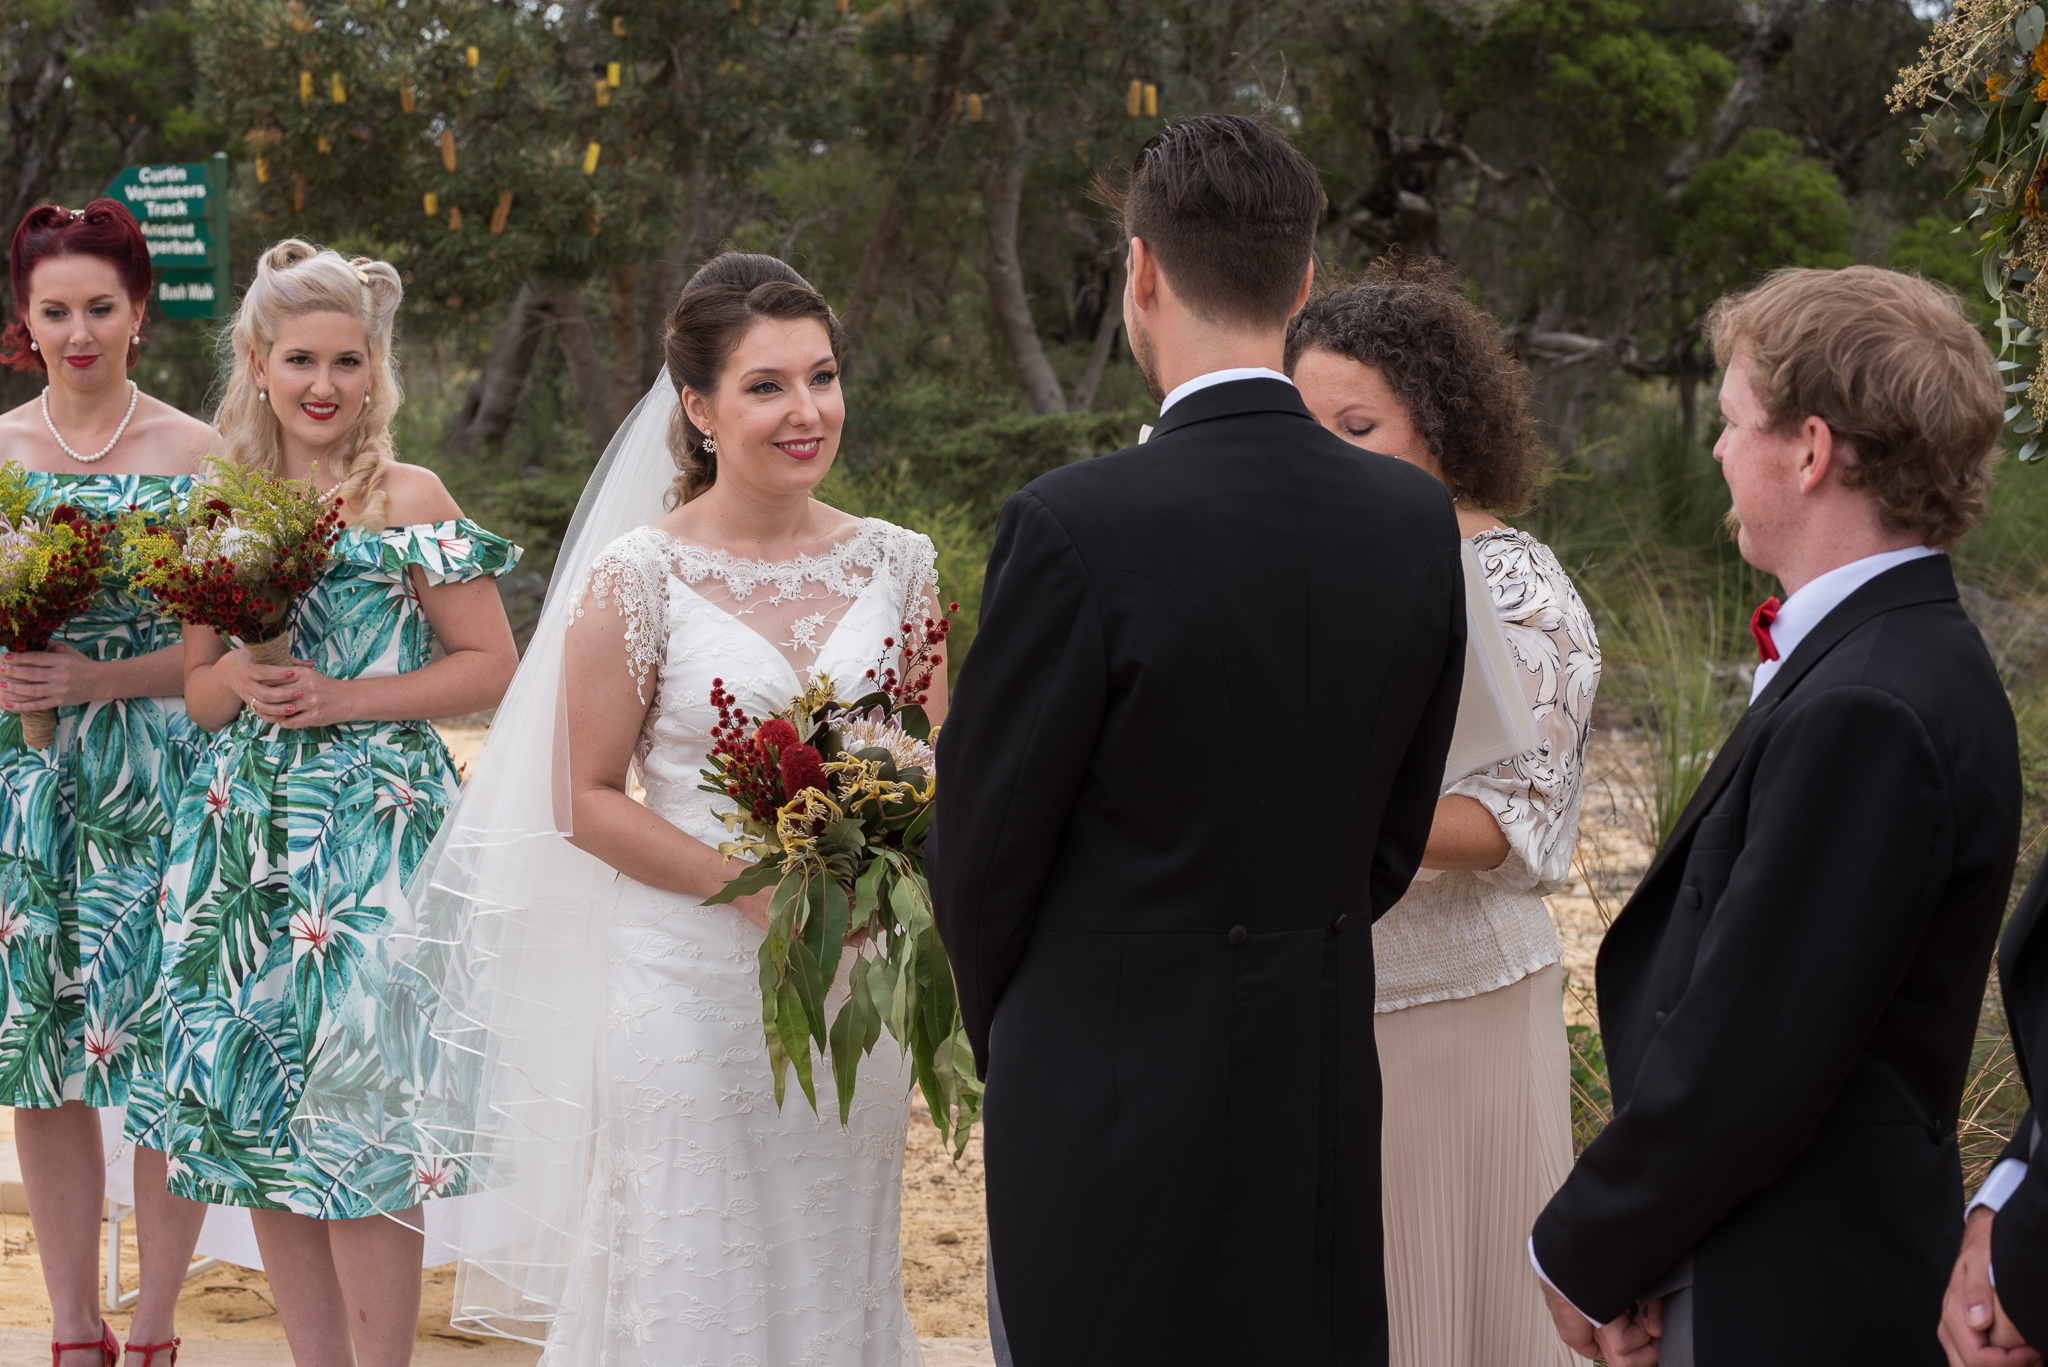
[212,649,304,717]
[731,886,773,933]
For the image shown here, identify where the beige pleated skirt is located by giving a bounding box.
[1378,960,1576,1367]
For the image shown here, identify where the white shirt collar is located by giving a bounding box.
[1157,367,1293,415]
[1750,545,1942,701]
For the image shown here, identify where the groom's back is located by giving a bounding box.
[927,112,1465,1366]
[1020,377,1462,932]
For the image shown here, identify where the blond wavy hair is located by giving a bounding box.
[215,240,404,529]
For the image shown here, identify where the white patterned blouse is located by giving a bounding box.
[1373,526,1603,1012]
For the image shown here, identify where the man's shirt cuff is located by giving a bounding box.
[1528,1236,1601,1328]
[1971,1159,2031,1217]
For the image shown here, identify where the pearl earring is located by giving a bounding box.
[27,341,36,353]
[258,388,267,401]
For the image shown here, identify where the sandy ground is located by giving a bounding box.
[0,720,1658,1362]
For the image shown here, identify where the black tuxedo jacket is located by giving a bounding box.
[1991,863,2048,1345]
[928,379,1466,1367]
[1533,555,2021,1363]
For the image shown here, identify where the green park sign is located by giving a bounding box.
[103,154,229,320]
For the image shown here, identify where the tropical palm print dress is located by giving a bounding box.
[0,473,204,1131]
[154,519,519,1216]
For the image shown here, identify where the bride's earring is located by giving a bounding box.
[258,387,267,401]
[702,435,718,456]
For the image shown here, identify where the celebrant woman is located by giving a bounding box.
[0,200,216,1367]
[1288,260,1602,1367]
[154,240,520,1367]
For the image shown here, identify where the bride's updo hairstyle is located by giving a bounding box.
[1,200,154,372]
[663,252,843,508]
[217,239,404,529]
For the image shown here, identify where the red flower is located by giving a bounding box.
[756,718,799,753]
[781,742,829,798]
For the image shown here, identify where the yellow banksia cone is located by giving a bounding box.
[424,191,439,216]
[1126,78,1141,117]
[316,135,331,154]
[465,45,479,67]
[440,128,457,172]
[607,60,621,86]
[490,189,513,235]
[583,141,601,174]
[331,72,346,103]
[449,205,463,231]
[401,84,417,114]
[967,92,983,122]
[595,80,611,107]
[255,157,269,184]
[1144,82,1157,116]
[300,71,314,104]
[611,14,625,33]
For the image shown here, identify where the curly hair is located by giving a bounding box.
[1284,258,1548,514]
[216,240,404,530]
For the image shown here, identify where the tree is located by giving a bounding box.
[197,0,849,453]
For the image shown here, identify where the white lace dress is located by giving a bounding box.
[558,517,936,1367]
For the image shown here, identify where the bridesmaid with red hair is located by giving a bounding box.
[0,200,214,1367]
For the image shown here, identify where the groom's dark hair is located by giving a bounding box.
[1101,114,1326,329]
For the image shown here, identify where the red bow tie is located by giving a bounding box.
[1751,596,1782,663]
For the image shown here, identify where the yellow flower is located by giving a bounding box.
[1991,72,2013,98]
[2032,37,2048,77]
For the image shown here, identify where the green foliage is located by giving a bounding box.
[1671,129,1854,307]
[196,0,849,324]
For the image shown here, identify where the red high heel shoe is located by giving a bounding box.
[123,1338,179,1367]
[49,1320,118,1366]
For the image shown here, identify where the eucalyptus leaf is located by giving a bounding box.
[703,859,780,905]
[2020,414,2042,433]
[829,998,860,1124]
[2023,438,2043,461]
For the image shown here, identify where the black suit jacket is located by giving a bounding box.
[1991,864,2048,1346]
[928,379,1466,1367]
[1533,555,2021,1364]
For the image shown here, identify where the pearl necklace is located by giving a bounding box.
[41,381,139,464]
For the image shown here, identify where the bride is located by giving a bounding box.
[293,253,940,1366]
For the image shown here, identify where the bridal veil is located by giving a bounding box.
[293,376,683,1340]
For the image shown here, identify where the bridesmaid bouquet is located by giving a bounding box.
[119,460,345,665]
[0,465,112,749]
[700,604,982,1155]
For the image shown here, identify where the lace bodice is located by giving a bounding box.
[577,518,940,840]
[556,515,938,1366]
[1375,527,1602,1011]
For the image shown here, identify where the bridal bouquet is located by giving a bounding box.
[119,460,345,665]
[0,464,112,749]
[700,605,982,1155]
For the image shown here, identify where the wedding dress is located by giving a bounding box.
[288,377,933,1367]
[554,518,937,1367]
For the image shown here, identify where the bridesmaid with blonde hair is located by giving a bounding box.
[155,240,521,1367]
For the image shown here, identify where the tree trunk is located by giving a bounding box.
[545,281,618,459]
[449,281,550,451]
[607,262,643,421]
[840,13,975,361]
[981,129,1067,416]
[1070,261,1125,413]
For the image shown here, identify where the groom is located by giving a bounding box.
[929,114,1467,1366]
